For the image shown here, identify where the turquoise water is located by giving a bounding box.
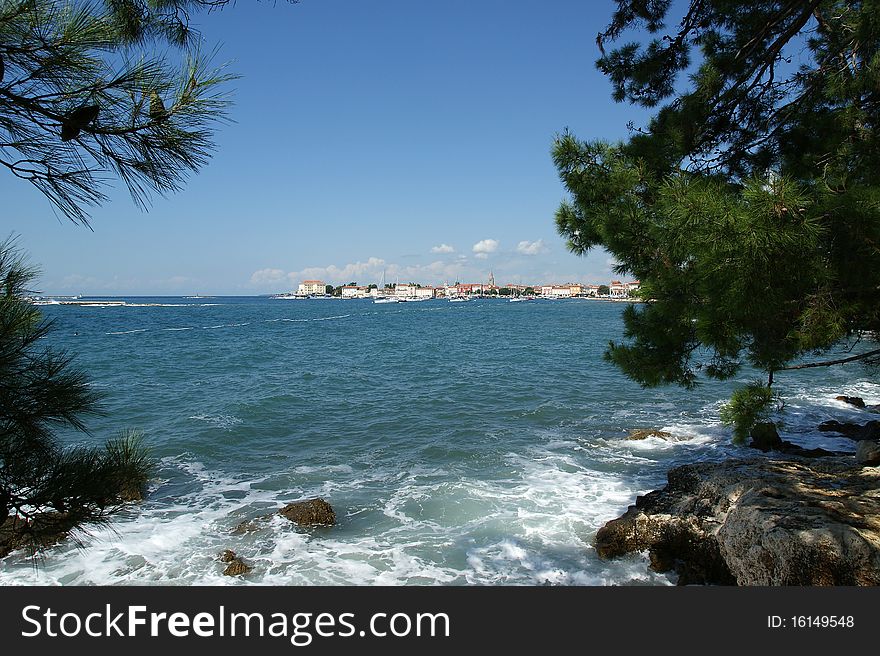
[1,297,876,584]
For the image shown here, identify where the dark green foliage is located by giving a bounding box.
[720,382,780,445]
[555,1,880,436]
[0,239,154,555]
[103,429,152,502]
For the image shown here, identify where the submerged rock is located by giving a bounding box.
[594,457,880,585]
[231,517,271,535]
[819,420,863,437]
[836,395,866,408]
[627,429,674,441]
[748,423,840,458]
[818,420,880,441]
[279,498,336,527]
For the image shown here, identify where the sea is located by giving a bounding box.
[1,296,876,585]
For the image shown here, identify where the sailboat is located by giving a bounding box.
[447,281,470,302]
[373,270,400,304]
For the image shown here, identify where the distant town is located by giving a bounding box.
[275,272,641,301]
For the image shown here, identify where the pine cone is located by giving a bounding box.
[60,104,99,142]
[149,91,167,121]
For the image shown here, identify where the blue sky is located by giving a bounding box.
[2,0,655,295]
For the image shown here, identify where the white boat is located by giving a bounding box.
[373,270,401,303]
[271,292,309,300]
[448,296,470,302]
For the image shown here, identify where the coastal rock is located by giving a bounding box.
[859,421,880,440]
[749,423,781,451]
[117,485,146,503]
[219,549,252,576]
[627,429,674,441]
[279,498,336,527]
[856,441,880,466]
[0,518,24,558]
[836,395,866,408]
[818,420,880,441]
[748,423,840,458]
[0,513,76,558]
[594,457,880,585]
[223,559,252,576]
[818,420,863,438]
[776,444,842,458]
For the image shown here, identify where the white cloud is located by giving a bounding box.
[516,239,548,256]
[60,273,100,290]
[604,257,622,274]
[249,253,523,289]
[430,243,455,254]
[249,260,390,291]
[250,268,287,285]
[290,257,388,285]
[472,239,499,259]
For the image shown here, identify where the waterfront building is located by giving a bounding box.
[395,283,418,298]
[609,280,640,298]
[298,280,326,296]
[342,285,369,299]
[540,285,572,298]
[456,283,482,295]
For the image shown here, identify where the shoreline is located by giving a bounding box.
[596,415,880,585]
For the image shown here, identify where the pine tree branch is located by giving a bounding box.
[778,347,880,371]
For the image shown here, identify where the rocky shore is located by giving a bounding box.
[597,416,880,585]
[221,497,337,577]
